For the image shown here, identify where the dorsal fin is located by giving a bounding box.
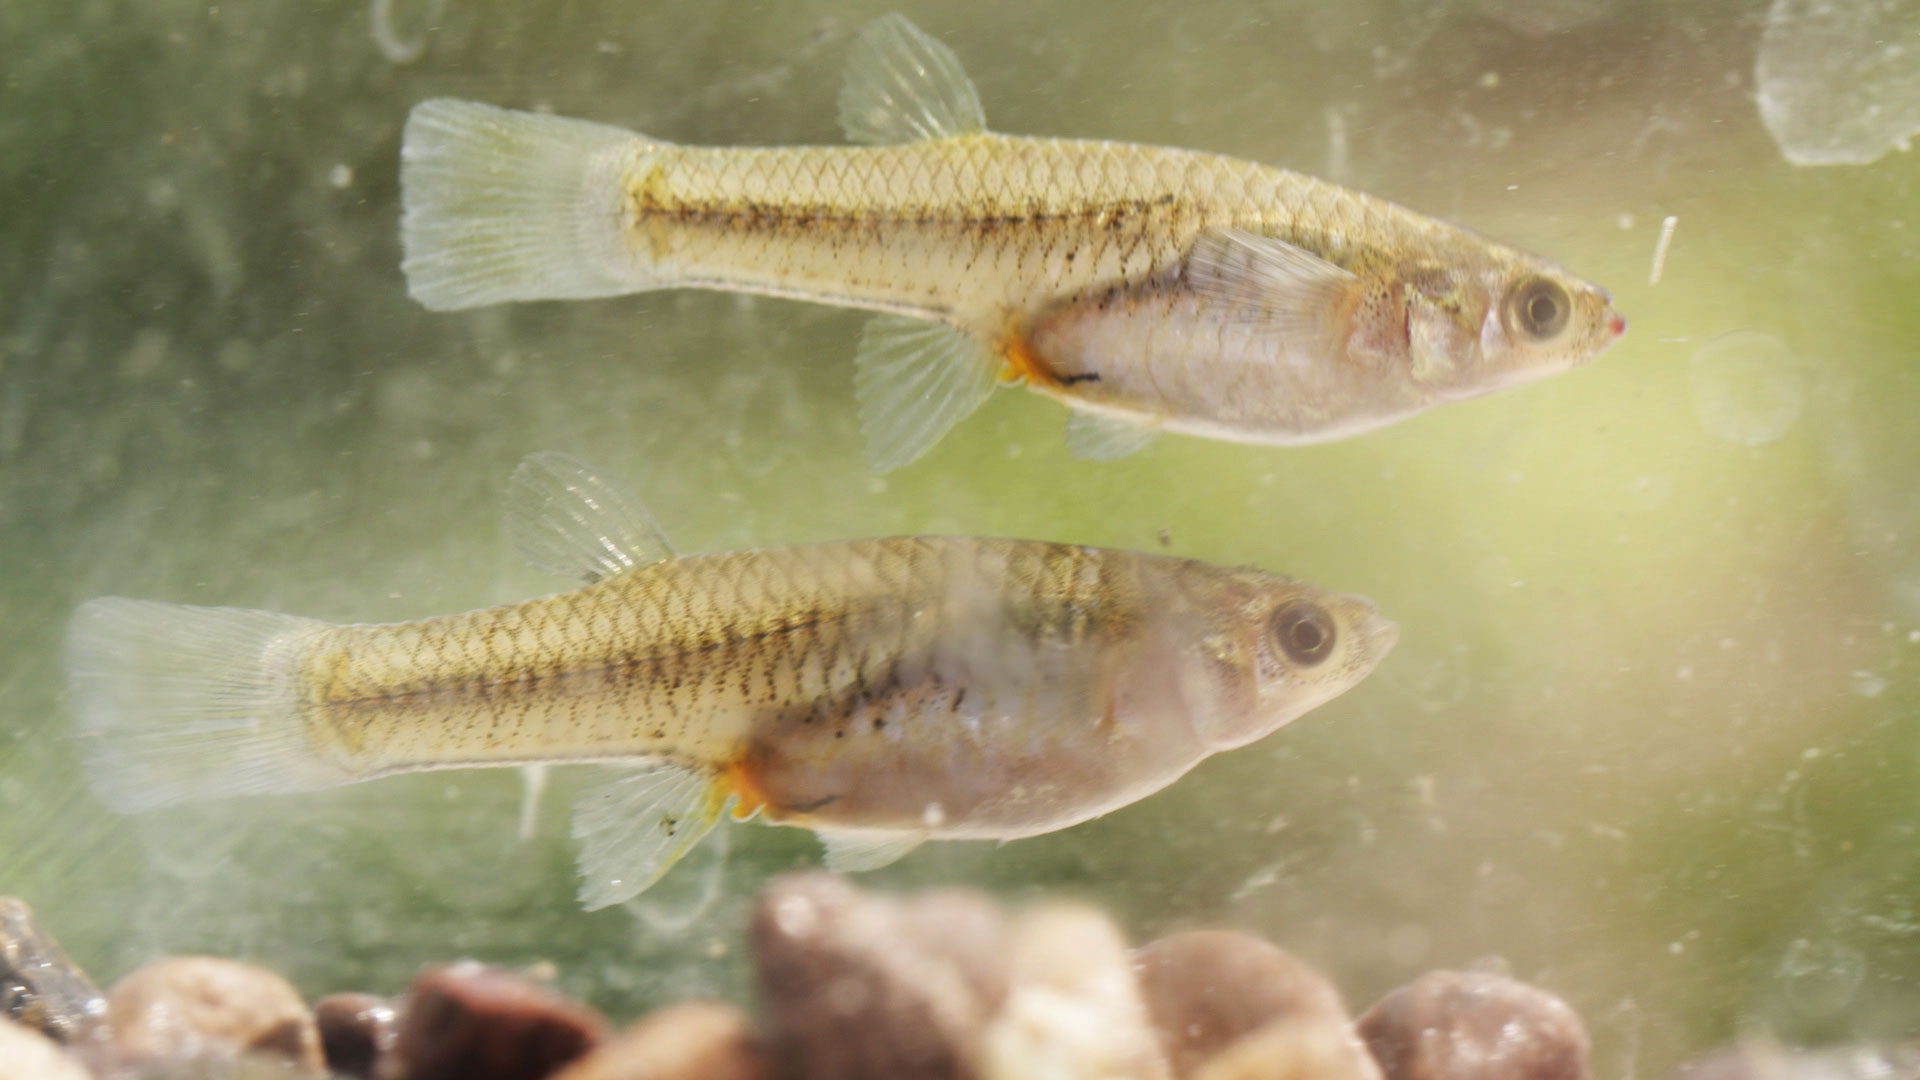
[837,14,987,145]
[505,452,676,584]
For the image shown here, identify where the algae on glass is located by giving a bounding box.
[2,0,1918,1069]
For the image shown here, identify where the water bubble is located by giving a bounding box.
[1776,937,1866,1018]
[1756,0,1920,166]
[1690,330,1806,445]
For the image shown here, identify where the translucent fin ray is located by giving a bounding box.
[625,816,730,933]
[853,314,998,472]
[516,763,550,842]
[400,98,661,310]
[1186,228,1359,342]
[837,14,987,145]
[572,763,728,911]
[1065,410,1158,461]
[506,451,675,583]
[64,598,349,813]
[816,826,927,872]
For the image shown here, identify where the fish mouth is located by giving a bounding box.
[1360,611,1400,666]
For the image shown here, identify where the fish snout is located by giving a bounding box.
[1360,610,1400,665]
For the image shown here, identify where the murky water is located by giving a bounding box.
[5,0,1919,1072]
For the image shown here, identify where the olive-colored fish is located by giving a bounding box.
[66,454,1397,908]
[400,15,1624,471]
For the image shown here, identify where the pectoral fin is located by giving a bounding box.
[572,763,730,911]
[853,314,998,472]
[837,14,987,144]
[1186,229,1359,347]
[815,826,927,873]
[506,451,676,584]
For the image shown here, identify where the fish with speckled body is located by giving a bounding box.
[64,454,1397,909]
[399,14,1625,470]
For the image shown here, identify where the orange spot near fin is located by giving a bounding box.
[999,333,1058,389]
[721,756,771,822]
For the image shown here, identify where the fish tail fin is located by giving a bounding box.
[64,598,352,813]
[400,98,666,310]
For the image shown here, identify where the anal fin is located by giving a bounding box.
[572,763,729,911]
[816,826,927,873]
[853,314,997,472]
[1065,410,1158,462]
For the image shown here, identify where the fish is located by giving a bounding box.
[65,453,1397,909]
[399,14,1626,471]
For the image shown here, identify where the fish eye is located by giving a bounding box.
[1270,602,1336,667]
[1505,277,1571,340]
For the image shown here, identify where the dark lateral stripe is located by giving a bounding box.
[633,190,1183,233]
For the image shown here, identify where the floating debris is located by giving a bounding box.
[1648,216,1678,286]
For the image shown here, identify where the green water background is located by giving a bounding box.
[4,0,1918,1070]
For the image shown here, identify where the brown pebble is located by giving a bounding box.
[1,897,106,1043]
[103,956,323,1072]
[547,1001,772,1080]
[750,872,1009,1080]
[1134,931,1353,1079]
[385,962,606,1080]
[0,1015,93,1080]
[314,993,397,1079]
[1357,971,1590,1080]
[1194,1016,1384,1080]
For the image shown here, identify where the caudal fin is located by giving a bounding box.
[65,598,351,813]
[400,98,664,310]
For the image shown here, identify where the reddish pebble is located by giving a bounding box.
[1357,971,1590,1080]
[103,956,323,1072]
[387,963,606,1080]
[314,993,396,1078]
[1133,931,1353,1078]
[751,872,1009,1080]
[548,1001,772,1080]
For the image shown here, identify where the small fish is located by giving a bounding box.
[65,453,1396,909]
[400,15,1625,471]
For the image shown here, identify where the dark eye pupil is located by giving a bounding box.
[1291,620,1324,653]
[1272,604,1335,666]
[1528,293,1558,326]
